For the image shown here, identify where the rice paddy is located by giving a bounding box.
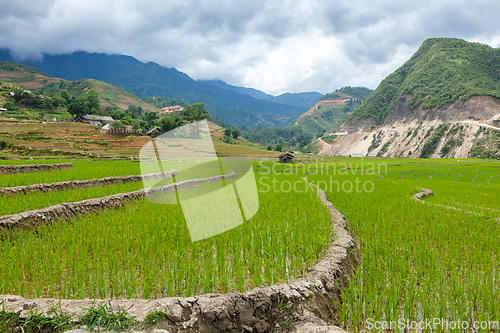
[0,159,141,187]
[0,181,144,216]
[304,158,500,332]
[0,169,332,299]
[1,156,499,333]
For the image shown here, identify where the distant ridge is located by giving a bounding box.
[0,61,159,112]
[198,79,272,100]
[0,49,307,127]
[198,80,322,109]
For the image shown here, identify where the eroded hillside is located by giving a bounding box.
[320,38,500,159]
[320,95,500,158]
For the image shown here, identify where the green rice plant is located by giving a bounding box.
[0,181,144,216]
[303,158,500,332]
[0,159,141,187]
[0,172,332,299]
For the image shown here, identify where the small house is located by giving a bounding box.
[159,105,184,115]
[99,123,139,135]
[74,115,115,125]
[278,153,294,163]
[146,127,159,137]
[99,124,111,134]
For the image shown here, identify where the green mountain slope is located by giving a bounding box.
[351,38,500,124]
[198,79,272,100]
[196,80,322,109]
[0,61,159,112]
[264,92,323,109]
[0,50,306,127]
[291,87,372,136]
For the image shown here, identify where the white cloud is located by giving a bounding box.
[1,0,500,95]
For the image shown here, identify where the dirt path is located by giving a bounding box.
[317,138,331,155]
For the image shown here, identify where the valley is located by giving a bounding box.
[1,37,500,333]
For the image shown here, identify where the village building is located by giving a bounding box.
[159,105,184,115]
[278,153,294,163]
[99,124,139,135]
[146,127,159,137]
[74,114,115,126]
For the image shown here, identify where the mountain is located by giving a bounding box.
[264,92,323,109]
[0,61,159,112]
[198,79,272,100]
[199,79,323,109]
[319,38,500,159]
[289,87,372,137]
[0,50,307,127]
[322,86,373,102]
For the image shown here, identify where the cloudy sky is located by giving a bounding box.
[1,0,500,95]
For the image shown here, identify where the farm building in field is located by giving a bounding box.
[146,127,159,137]
[278,153,294,163]
[100,124,139,135]
[74,115,115,126]
[159,105,184,115]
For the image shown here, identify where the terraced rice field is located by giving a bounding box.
[0,159,332,299]
[303,158,500,332]
[1,157,499,333]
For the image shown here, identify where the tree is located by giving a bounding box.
[127,105,143,119]
[87,89,100,113]
[60,90,72,105]
[1,101,18,111]
[231,128,240,139]
[159,115,182,133]
[182,103,209,123]
[111,120,125,129]
[121,116,134,126]
[144,111,159,123]
[107,107,126,120]
[67,97,87,116]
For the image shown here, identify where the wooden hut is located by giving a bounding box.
[278,153,294,163]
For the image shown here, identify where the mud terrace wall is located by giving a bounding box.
[0,171,177,197]
[0,172,235,236]
[0,183,358,333]
[412,187,500,221]
[412,188,434,200]
[0,162,74,175]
